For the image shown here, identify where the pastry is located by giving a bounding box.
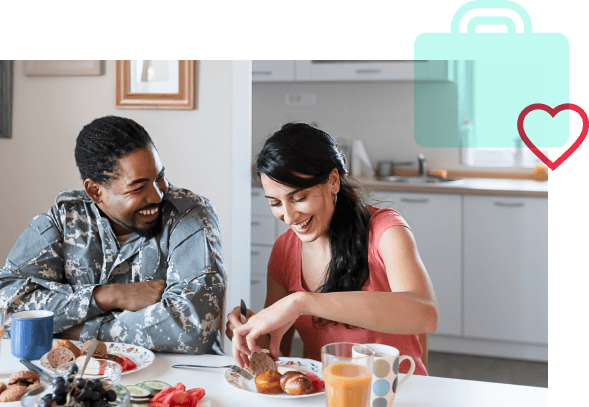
[0,382,6,394]
[254,370,283,395]
[80,339,107,355]
[52,339,81,358]
[0,385,28,402]
[249,351,277,376]
[282,373,313,395]
[280,370,306,390]
[47,346,76,368]
[8,370,40,387]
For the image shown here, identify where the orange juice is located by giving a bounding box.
[324,363,372,407]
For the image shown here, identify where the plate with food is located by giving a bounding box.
[0,370,43,406]
[224,352,324,398]
[39,340,155,375]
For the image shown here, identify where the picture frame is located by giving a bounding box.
[0,60,13,139]
[23,60,103,76]
[116,60,196,110]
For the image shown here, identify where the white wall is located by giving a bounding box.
[253,81,529,174]
[0,60,251,353]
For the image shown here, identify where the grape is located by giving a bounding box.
[76,378,86,388]
[105,390,117,402]
[40,400,52,407]
[52,377,65,386]
[68,364,79,374]
[41,394,54,402]
[54,395,67,405]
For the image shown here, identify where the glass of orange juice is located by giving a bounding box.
[321,343,374,407]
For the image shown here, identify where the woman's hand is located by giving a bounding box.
[232,292,304,363]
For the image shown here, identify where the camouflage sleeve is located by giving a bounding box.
[93,204,226,354]
[0,214,105,337]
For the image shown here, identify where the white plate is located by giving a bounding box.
[224,357,324,398]
[39,342,155,375]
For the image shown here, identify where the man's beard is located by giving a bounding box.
[125,213,163,239]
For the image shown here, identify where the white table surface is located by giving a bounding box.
[0,339,547,406]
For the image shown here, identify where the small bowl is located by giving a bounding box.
[20,383,130,407]
[55,359,123,389]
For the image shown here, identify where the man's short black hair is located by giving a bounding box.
[75,116,153,184]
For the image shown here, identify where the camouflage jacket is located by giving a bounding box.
[0,187,226,355]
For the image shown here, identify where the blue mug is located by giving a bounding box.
[11,310,54,360]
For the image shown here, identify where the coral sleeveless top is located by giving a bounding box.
[268,207,428,375]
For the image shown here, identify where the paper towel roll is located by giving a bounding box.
[352,140,373,177]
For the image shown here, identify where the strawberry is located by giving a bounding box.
[187,388,205,405]
[174,382,186,392]
[305,372,325,393]
[152,387,176,403]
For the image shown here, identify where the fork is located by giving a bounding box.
[172,364,253,380]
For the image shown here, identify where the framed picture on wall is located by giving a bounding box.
[116,60,196,109]
[0,60,13,139]
[23,61,103,76]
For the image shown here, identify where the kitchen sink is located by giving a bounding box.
[377,176,462,184]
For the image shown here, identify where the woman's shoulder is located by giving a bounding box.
[367,205,409,228]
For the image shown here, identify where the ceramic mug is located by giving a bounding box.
[353,343,415,407]
[11,310,54,359]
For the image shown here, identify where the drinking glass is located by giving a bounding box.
[0,309,4,356]
[321,342,374,407]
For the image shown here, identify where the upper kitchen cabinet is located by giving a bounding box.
[252,60,295,82]
[296,60,453,82]
[252,60,454,83]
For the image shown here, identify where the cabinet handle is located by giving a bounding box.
[251,251,260,256]
[251,221,261,226]
[251,279,261,285]
[493,202,525,208]
[400,198,430,204]
[355,69,381,74]
[252,71,272,75]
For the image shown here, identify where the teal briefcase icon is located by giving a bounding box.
[414,0,569,149]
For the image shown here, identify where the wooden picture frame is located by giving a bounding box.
[116,60,196,109]
[0,60,13,139]
[23,60,102,76]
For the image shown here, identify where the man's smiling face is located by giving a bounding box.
[95,144,168,236]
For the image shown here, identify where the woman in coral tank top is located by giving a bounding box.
[226,123,437,376]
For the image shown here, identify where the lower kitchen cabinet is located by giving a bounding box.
[463,195,548,345]
[369,192,462,336]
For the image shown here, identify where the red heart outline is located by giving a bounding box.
[517,103,589,171]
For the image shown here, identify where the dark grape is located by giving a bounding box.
[41,394,54,402]
[105,389,117,402]
[90,391,100,401]
[69,363,79,374]
[40,400,52,407]
[76,378,87,388]
[54,395,67,405]
[52,377,65,386]
[66,375,74,383]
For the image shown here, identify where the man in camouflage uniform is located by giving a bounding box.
[0,116,226,354]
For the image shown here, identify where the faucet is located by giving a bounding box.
[418,154,428,178]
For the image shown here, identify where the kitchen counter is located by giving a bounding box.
[355,176,548,197]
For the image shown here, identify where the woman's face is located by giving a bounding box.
[261,169,340,243]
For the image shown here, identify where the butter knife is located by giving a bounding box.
[240,299,247,324]
[19,359,54,382]
[79,338,98,378]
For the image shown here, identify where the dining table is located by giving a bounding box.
[0,339,547,407]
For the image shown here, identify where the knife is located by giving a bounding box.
[19,359,54,382]
[240,299,247,324]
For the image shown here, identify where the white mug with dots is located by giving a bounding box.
[352,343,415,407]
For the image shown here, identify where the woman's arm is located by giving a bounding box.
[232,226,438,357]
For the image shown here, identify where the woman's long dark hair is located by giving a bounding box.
[256,123,371,326]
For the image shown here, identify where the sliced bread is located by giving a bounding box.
[249,351,277,376]
[80,340,107,355]
[47,346,75,368]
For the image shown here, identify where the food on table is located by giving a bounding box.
[149,382,204,407]
[305,372,325,393]
[48,347,77,368]
[118,355,137,372]
[52,340,81,359]
[279,371,313,395]
[39,363,118,407]
[141,380,171,396]
[249,351,277,376]
[80,340,107,356]
[0,370,41,402]
[0,385,29,402]
[254,370,283,395]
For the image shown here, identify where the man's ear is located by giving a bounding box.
[84,179,102,204]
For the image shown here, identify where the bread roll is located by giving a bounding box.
[249,351,277,376]
[47,346,76,368]
[80,340,107,355]
[52,339,81,358]
[254,370,283,394]
[0,385,28,402]
[0,382,7,394]
[8,370,40,386]
[280,370,306,391]
[283,374,313,395]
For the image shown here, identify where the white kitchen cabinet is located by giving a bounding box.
[463,196,547,345]
[295,60,453,82]
[252,60,295,82]
[368,192,462,336]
